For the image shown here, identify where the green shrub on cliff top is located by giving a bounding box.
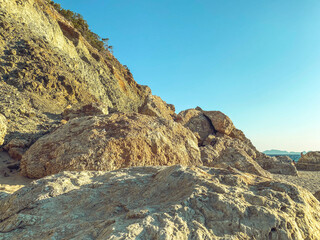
[48,1,105,52]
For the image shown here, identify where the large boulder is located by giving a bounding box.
[201,109,235,135]
[177,108,235,139]
[1,165,320,239]
[0,113,7,146]
[176,109,215,144]
[20,113,201,179]
[296,151,320,170]
[178,108,298,176]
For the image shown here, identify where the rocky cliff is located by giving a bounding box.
[0,0,319,239]
[0,0,174,146]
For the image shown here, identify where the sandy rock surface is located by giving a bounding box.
[0,152,32,194]
[21,113,201,179]
[1,165,320,239]
[0,114,6,146]
[273,171,320,194]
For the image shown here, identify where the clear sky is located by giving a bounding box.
[54,0,320,152]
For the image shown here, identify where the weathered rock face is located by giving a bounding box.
[201,109,235,135]
[256,155,298,176]
[62,102,109,120]
[296,151,320,170]
[0,113,7,146]
[139,87,176,120]
[3,138,30,160]
[21,113,201,179]
[178,108,298,176]
[1,165,320,239]
[314,191,320,202]
[0,0,174,146]
[202,146,272,178]
[176,109,215,144]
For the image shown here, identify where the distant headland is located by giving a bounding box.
[263,149,306,155]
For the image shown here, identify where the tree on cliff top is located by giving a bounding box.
[48,0,108,53]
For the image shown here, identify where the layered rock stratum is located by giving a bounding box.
[1,165,320,239]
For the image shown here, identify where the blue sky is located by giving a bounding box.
[54,0,320,152]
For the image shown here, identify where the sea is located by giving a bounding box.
[266,154,301,162]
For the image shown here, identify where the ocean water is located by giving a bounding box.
[267,154,301,162]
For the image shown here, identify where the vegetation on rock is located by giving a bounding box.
[48,0,109,53]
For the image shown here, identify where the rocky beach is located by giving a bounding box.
[0,0,320,239]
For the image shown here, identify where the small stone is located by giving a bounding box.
[8,148,24,161]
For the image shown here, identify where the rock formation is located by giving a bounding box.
[314,191,320,202]
[1,165,320,239]
[0,113,6,146]
[62,102,109,120]
[177,108,298,176]
[0,0,316,238]
[0,0,173,146]
[200,109,235,135]
[176,108,215,144]
[21,113,201,178]
[256,155,298,176]
[296,151,320,170]
[3,138,29,160]
[138,87,177,120]
[202,147,272,178]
